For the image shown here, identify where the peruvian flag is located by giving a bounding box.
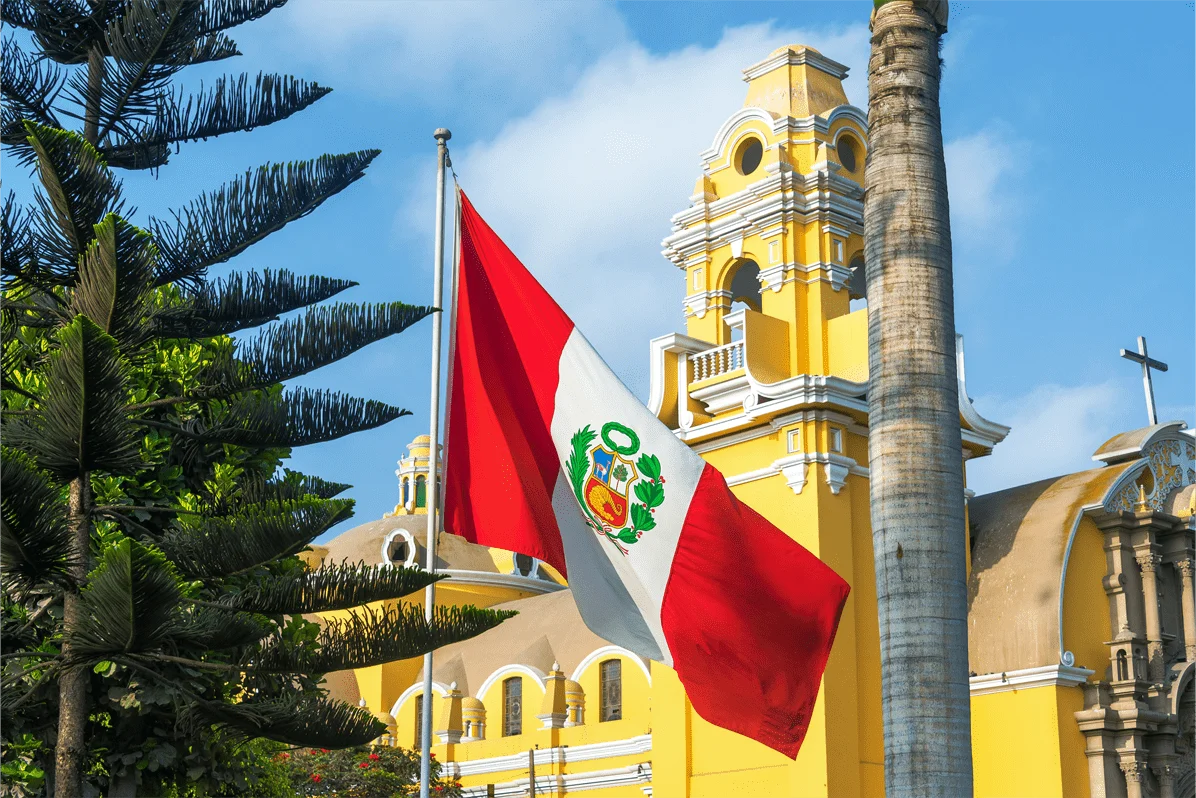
[444,190,850,758]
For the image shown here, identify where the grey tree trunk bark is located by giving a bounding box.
[54,477,91,798]
[864,2,973,796]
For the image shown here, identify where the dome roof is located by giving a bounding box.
[317,516,504,573]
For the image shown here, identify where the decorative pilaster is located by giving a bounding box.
[1153,763,1176,798]
[435,682,464,744]
[1120,760,1146,798]
[1136,552,1165,681]
[537,662,568,729]
[1177,558,1196,663]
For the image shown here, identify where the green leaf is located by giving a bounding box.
[223,562,444,615]
[616,528,638,544]
[9,315,142,479]
[254,603,515,673]
[636,453,661,482]
[23,123,125,278]
[1,37,65,149]
[567,425,596,496]
[0,446,74,592]
[630,503,656,532]
[633,480,663,509]
[68,214,158,348]
[70,538,182,657]
[161,498,354,578]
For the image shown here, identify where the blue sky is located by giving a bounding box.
[5,1,1193,541]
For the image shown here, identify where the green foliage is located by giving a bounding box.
[1,2,510,796]
[275,745,463,798]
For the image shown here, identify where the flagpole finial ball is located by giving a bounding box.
[434,128,452,143]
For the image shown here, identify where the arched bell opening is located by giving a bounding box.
[720,258,762,344]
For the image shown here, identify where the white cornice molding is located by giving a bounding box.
[435,569,564,595]
[647,333,714,417]
[741,47,850,82]
[700,107,777,165]
[969,664,1094,697]
[956,334,1010,448]
[459,762,652,797]
[447,735,652,779]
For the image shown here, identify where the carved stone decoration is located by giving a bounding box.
[1107,439,1196,513]
[1177,559,1196,663]
[1153,763,1177,798]
[1175,676,1195,798]
[1120,760,1147,798]
[1137,552,1167,681]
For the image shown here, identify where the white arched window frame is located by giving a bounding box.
[380,529,417,568]
[509,553,542,579]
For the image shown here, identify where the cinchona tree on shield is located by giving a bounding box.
[864,0,973,795]
[0,2,513,797]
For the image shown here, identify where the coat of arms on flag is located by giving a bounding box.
[565,422,665,555]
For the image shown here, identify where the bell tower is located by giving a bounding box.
[647,44,1009,798]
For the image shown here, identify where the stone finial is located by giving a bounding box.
[435,683,464,745]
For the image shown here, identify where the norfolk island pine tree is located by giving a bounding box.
[0,2,513,796]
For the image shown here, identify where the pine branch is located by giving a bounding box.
[69,0,203,144]
[255,603,517,674]
[103,73,331,168]
[67,214,158,349]
[68,538,183,658]
[200,0,289,34]
[1,36,66,151]
[1,192,40,290]
[162,269,357,338]
[23,122,126,280]
[19,0,101,65]
[223,562,444,615]
[170,608,273,651]
[196,693,386,750]
[7,315,142,479]
[0,0,37,30]
[237,301,433,384]
[161,498,354,578]
[207,387,408,449]
[0,446,76,593]
[150,151,380,286]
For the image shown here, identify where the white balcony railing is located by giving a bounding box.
[690,340,745,382]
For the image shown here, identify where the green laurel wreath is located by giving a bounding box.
[567,423,665,554]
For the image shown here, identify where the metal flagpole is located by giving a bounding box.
[419,127,451,798]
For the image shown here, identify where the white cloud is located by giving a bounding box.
[945,126,1028,258]
[426,22,870,397]
[965,381,1135,496]
[276,0,630,101]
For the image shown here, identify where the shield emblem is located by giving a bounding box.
[583,445,638,528]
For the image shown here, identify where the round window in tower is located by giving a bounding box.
[836,135,859,173]
[735,137,764,176]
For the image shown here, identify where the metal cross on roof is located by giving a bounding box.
[1120,336,1168,426]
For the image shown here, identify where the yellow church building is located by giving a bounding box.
[312,44,1196,798]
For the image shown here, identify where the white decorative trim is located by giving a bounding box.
[447,735,652,779]
[699,107,777,166]
[682,289,732,320]
[725,466,777,488]
[969,664,1095,696]
[380,528,417,568]
[434,569,564,595]
[723,452,861,496]
[475,665,547,703]
[1092,420,1192,465]
[780,461,808,495]
[459,762,652,797]
[956,334,1010,449]
[647,333,713,419]
[389,681,449,720]
[741,46,850,82]
[570,645,653,686]
[508,556,541,579]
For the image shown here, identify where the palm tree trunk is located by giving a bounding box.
[53,476,91,798]
[864,1,973,795]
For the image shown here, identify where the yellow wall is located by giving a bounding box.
[971,685,1090,798]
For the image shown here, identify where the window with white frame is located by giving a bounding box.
[829,427,844,453]
[502,677,522,736]
[599,659,622,722]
